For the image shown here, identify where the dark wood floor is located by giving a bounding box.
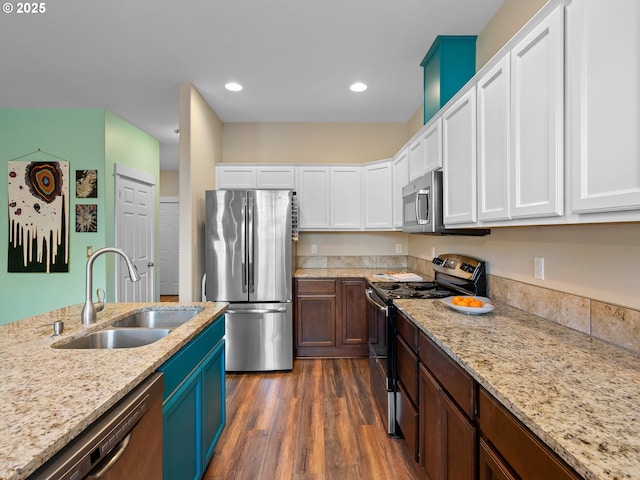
[203,358,422,480]
[160,295,179,302]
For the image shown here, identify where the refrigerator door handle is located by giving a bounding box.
[226,307,288,314]
[247,194,255,294]
[241,196,247,293]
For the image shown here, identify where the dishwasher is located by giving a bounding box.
[30,373,164,480]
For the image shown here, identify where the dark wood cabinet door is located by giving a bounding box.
[419,364,440,480]
[340,279,368,346]
[397,335,419,403]
[440,391,476,480]
[478,438,518,480]
[296,295,336,347]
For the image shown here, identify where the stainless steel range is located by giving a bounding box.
[365,253,487,435]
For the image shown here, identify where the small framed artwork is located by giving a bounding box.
[76,204,97,232]
[76,169,98,198]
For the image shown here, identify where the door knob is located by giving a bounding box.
[148,262,154,267]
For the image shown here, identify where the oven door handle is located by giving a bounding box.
[365,289,389,315]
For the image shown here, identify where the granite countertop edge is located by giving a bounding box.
[0,301,228,480]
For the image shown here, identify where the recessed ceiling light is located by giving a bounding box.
[350,82,367,93]
[225,82,243,92]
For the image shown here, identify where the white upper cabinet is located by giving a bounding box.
[477,54,511,222]
[509,4,564,219]
[296,166,330,229]
[423,117,443,173]
[566,0,640,214]
[330,166,362,229]
[392,148,409,228]
[256,166,296,189]
[363,160,393,230]
[408,134,425,181]
[442,87,477,225]
[216,165,295,189]
[216,165,257,189]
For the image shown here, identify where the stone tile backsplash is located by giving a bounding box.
[409,255,639,354]
[297,255,407,270]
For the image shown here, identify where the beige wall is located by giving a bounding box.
[476,0,547,68]
[297,232,408,256]
[222,122,409,164]
[179,84,222,301]
[406,106,424,138]
[160,170,179,197]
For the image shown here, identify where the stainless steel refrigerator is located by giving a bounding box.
[205,189,295,372]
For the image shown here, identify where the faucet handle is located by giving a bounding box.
[95,288,105,313]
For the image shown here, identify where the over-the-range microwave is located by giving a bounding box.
[401,171,490,236]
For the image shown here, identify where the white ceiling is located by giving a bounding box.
[0,0,504,170]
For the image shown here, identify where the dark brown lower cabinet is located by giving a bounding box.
[477,387,581,480]
[478,437,517,480]
[295,278,368,357]
[419,363,476,480]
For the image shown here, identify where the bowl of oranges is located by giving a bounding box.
[441,296,494,315]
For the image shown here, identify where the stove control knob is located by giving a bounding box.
[460,263,475,274]
[432,257,443,265]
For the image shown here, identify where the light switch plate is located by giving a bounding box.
[534,257,545,279]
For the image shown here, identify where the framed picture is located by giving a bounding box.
[75,204,98,232]
[76,169,98,198]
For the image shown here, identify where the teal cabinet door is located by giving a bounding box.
[162,370,201,480]
[202,339,226,466]
[158,314,226,480]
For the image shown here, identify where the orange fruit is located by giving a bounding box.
[469,300,484,308]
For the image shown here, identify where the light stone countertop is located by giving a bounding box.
[0,301,227,480]
[294,268,421,282]
[394,298,640,480]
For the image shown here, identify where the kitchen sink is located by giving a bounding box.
[55,328,172,349]
[111,308,203,329]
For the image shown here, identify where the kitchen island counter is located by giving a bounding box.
[395,298,640,480]
[0,301,227,480]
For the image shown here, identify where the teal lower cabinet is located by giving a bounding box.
[158,315,226,480]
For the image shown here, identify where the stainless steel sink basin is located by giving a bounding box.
[55,328,172,349]
[111,308,203,329]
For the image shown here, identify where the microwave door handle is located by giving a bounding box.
[414,191,421,225]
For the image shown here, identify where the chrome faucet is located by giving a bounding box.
[82,247,141,325]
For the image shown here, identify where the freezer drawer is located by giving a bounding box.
[225,302,293,372]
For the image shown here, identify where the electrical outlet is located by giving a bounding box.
[534,257,545,280]
[396,243,402,254]
[431,246,436,259]
[86,246,94,258]
[311,244,317,254]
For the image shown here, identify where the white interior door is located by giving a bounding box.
[159,198,179,295]
[115,164,155,302]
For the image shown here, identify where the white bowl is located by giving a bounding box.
[440,296,495,315]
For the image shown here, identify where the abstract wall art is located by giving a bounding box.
[75,204,98,232]
[75,169,97,198]
[7,159,70,273]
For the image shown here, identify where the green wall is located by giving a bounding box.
[0,109,159,325]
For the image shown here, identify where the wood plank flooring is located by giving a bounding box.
[203,358,422,480]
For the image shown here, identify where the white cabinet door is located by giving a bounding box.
[423,117,443,173]
[477,54,511,222]
[510,5,564,219]
[408,135,425,181]
[567,0,640,213]
[256,166,296,189]
[363,160,393,229]
[296,167,330,229]
[330,166,361,229]
[392,148,409,228]
[443,87,477,225]
[216,166,257,189]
